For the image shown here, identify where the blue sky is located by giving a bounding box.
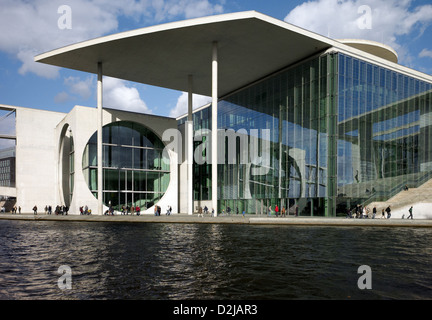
[0,0,431,119]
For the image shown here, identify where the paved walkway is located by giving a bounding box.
[1,213,432,228]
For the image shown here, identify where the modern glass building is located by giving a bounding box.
[1,11,430,217]
[178,51,432,217]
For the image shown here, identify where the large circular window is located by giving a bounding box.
[82,121,170,211]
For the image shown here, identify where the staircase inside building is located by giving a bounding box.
[338,172,432,219]
[368,178,432,209]
[367,178,432,219]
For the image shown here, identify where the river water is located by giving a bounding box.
[0,220,431,300]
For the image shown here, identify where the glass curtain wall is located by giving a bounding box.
[193,107,211,201]
[82,121,170,211]
[183,53,338,216]
[0,109,16,188]
[180,52,432,216]
[337,53,432,213]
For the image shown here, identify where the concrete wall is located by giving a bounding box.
[55,106,99,215]
[15,107,66,213]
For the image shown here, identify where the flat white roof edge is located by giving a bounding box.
[34,11,248,61]
[337,39,399,59]
[0,103,67,115]
[35,10,336,63]
[34,11,259,62]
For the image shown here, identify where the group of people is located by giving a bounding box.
[218,206,245,217]
[347,204,388,219]
[43,205,69,215]
[9,205,21,214]
[347,204,414,219]
[218,204,300,217]
[104,204,143,215]
[30,205,69,215]
[268,204,299,217]
[198,206,223,217]
[80,205,92,215]
[347,204,373,219]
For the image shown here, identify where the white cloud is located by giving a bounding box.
[419,49,432,59]
[284,0,432,65]
[17,48,60,79]
[0,0,225,114]
[54,76,94,104]
[0,0,225,78]
[142,0,223,22]
[103,77,151,114]
[64,76,94,100]
[0,0,120,78]
[54,91,70,104]
[169,92,211,118]
[55,76,152,113]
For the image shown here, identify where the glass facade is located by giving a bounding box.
[180,51,432,216]
[181,53,338,216]
[337,53,432,213]
[0,109,16,188]
[82,121,170,211]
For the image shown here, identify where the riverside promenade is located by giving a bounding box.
[1,212,432,228]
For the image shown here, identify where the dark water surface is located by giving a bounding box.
[0,220,431,300]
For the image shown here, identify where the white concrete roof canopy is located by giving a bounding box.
[337,39,398,64]
[35,11,432,96]
[35,11,338,97]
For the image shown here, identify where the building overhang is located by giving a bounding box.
[35,11,337,97]
[337,39,398,64]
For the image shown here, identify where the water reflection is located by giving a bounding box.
[0,221,431,299]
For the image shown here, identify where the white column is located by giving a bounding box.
[187,75,193,215]
[97,62,103,215]
[212,42,218,216]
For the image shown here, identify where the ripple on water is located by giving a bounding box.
[0,221,431,299]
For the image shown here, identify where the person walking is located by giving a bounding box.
[372,206,377,219]
[407,206,413,219]
[275,204,279,217]
[381,208,386,219]
[281,206,286,217]
[362,206,367,218]
[33,205,37,215]
[385,205,391,219]
[268,205,272,217]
